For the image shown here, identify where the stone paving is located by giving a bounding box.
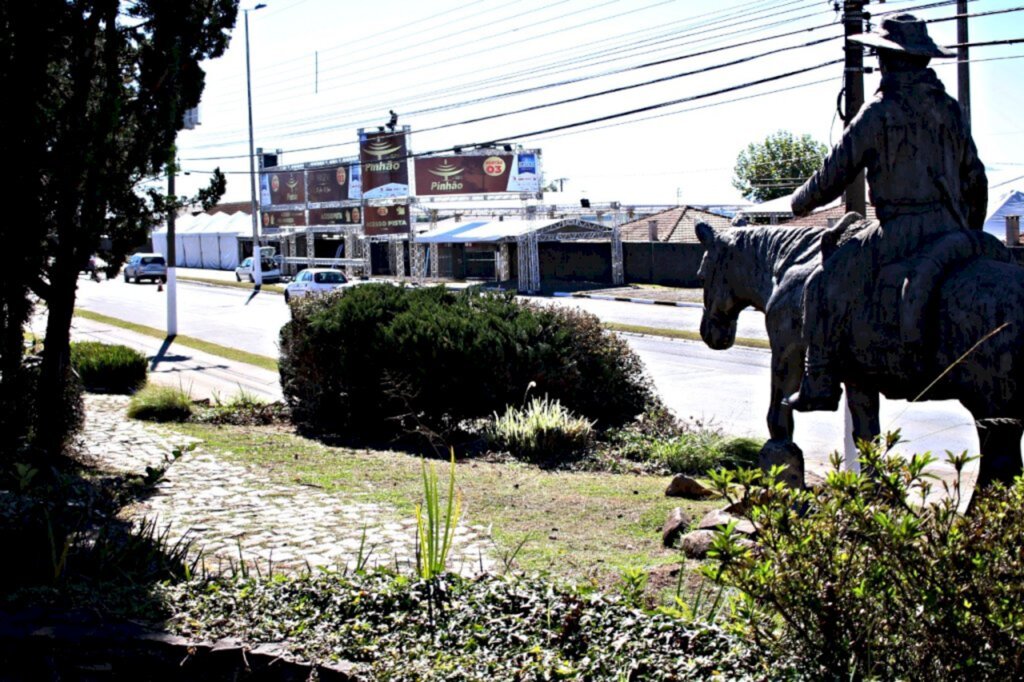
[80,394,493,576]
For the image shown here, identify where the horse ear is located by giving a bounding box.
[695,222,717,246]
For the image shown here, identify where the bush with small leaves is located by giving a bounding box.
[279,285,657,440]
[704,434,1024,681]
[70,341,147,393]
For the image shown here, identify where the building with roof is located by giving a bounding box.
[616,206,733,286]
[414,216,622,293]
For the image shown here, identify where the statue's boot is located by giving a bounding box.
[784,362,842,413]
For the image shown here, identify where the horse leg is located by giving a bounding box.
[972,415,1024,501]
[845,384,880,476]
[760,347,805,489]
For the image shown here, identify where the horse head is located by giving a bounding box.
[696,222,741,350]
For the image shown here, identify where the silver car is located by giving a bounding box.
[123,253,167,283]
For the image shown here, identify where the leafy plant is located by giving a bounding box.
[704,435,1024,680]
[127,383,193,422]
[415,450,462,580]
[487,395,594,462]
[166,570,764,680]
[617,565,649,609]
[69,341,147,393]
[602,414,759,475]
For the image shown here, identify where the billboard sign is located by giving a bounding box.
[414,150,541,196]
[359,130,408,199]
[306,164,359,203]
[261,210,307,228]
[363,203,409,236]
[261,170,305,206]
[308,206,362,225]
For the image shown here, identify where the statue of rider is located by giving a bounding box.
[785,13,988,412]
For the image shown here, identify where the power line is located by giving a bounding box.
[204,0,822,109]
[190,0,836,146]
[184,57,844,162]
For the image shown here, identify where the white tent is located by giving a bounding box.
[982,188,1024,242]
[151,211,252,270]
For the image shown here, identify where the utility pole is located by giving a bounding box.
[957,0,971,129]
[245,4,267,291]
[166,154,177,336]
[843,0,867,216]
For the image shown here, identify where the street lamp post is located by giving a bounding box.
[245,3,266,290]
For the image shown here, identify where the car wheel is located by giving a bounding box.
[249,275,255,283]
[123,272,129,282]
[284,292,290,303]
[160,276,167,283]
[235,273,241,282]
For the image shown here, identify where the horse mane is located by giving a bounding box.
[732,225,822,279]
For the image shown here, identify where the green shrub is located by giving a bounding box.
[70,341,147,393]
[279,286,656,439]
[487,395,594,462]
[127,383,193,422]
[167,571,764,680]
[601,413,759,475]
[705,437,1024,680]
[194,388,286,426]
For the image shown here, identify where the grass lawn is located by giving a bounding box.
[171,422,720,586]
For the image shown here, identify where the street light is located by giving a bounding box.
[245,3,266,290]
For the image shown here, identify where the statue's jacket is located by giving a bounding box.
[793,68,988,261]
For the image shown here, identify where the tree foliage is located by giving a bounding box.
[0,1,236,461]
[732,130,827,202]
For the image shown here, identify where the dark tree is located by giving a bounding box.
[0,0,236,461]
[733,131,827,203]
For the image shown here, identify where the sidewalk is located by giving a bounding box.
[82,394,492,575]
[554,285,704,307]
[67,314,282,402]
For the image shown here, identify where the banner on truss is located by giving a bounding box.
[413,149,541,196]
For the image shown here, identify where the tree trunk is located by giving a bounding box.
[0,283,33,457]
[37,263,80,461]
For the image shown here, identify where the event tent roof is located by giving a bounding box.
[415,218,570,244]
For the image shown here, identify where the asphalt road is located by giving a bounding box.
[72,275,982,474]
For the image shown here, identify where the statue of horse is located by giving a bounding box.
[694,221,1024,497]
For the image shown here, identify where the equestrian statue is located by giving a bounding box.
[696,14,1024,497]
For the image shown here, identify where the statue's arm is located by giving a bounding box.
[792,107,875,217]
[961,136,988,231]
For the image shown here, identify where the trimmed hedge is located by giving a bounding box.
[70,341,147,393]
[279,285,657,439]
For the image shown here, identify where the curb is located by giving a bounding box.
[553,292,703,309]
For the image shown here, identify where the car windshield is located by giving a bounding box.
[314,271,345,284]
[141,256,165,265]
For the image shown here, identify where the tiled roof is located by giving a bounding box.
[619,206,733,243]
[784,203,877,228]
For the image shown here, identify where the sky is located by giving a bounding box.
[170,0,1024,211]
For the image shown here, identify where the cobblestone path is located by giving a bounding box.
[80,395,492,576]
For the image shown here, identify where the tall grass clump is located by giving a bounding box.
[127,383,193,422]
[487,395,594,462]
[705,435,1024,680]
[70,341,147,393]
[415,450,461,580]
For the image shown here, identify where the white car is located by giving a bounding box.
[123,253,167,283]
[283,268,350,302]
[235,256,282,283]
